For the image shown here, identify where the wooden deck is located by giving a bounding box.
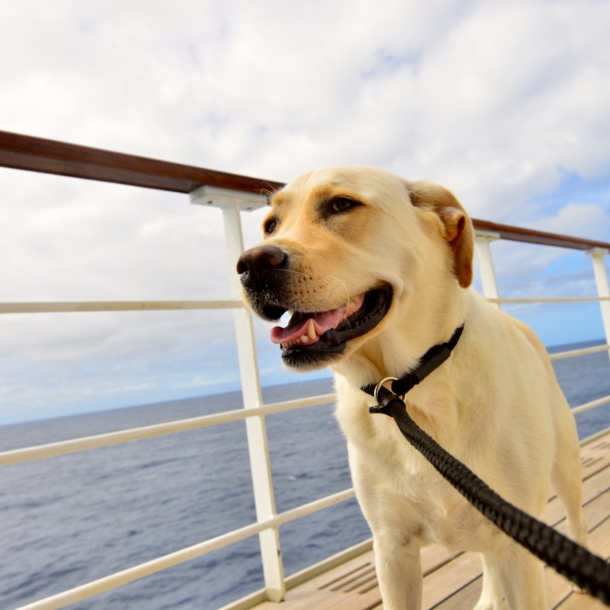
[254,432,610,610]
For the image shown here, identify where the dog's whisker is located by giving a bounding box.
[273,268,309,279]
[331,276,351,307]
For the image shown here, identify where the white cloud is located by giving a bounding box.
[176,373,239,389]
[1,0,610,422]
[480,201,610,291]
[530,202,610,240]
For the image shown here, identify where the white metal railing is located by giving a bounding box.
[489,296,610,303]
[572,394,610,415]
[0,300,244,313]
[2,194,610,610]
[0,392,337,467]
[16,488,356,610]
[549,343,610,361]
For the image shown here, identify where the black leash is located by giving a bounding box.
[362,326,610,605]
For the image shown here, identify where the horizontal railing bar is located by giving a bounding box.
[0,130,283,195]
[571,394,610,415]
[0,393,337,467]
[580,424,610,447]
[2,371,608,462]
[487,296,610,304]
[14,487,356,610]
[0,300,244,314]
[472,218,610,251]
[2,131,610,252]
[5,387,610,467]
[549,344,610,361]
[2,296,608,315]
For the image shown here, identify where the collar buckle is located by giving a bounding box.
[374,376,404,402]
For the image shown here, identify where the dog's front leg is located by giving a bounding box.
[374,533,422,610]
[479,541,546,609]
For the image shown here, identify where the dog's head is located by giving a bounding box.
[237,167,473,371]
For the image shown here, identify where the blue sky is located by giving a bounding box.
[0,0,609,424]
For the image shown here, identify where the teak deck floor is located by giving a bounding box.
[254,432,610,610]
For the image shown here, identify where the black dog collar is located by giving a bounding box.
[362,325,464,412]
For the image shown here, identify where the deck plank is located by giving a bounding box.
[540,462,610,529]
[250,432,610,610]
[555,516,610,609]
[421,552,482,608]
[433,483,610,610]
[432,577,482,610]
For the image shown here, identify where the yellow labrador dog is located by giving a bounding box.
[236,167,587,609]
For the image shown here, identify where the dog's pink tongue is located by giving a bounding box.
[270,294,365,345]
[270,309,343,344]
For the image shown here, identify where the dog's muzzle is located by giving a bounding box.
[236,245,291,320]
[237,245,393,369]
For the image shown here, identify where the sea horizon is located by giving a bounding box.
[1,337,606,434]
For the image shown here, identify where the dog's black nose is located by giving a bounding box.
[237,246,288,290]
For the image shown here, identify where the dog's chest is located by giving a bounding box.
[341,402,491,552]
[358,442,491,550]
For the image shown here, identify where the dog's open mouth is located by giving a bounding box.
[267,285,392,367]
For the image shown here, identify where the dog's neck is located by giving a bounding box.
[332,279,469,390]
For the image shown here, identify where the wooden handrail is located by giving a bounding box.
[1,130,609,252]
[471,218,610,251]
[0,130,283,195]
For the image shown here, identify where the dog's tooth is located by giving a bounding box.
[307,319,316,339]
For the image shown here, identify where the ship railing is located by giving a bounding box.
[0,131,609,610]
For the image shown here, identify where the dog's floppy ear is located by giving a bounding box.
[407,180,474,288]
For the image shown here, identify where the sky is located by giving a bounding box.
[0,0,609,424]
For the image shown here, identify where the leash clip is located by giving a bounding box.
[370,377,406,417]
[373,376,403,402]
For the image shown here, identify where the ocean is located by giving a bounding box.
[1,340,609,610]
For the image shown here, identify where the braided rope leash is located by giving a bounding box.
[362,327,610,605]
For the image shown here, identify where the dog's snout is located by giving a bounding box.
[237,246,288,289]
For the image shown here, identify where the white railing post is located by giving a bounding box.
[586,248,610,362]
[190,187,285,601]
[474,230,501,309]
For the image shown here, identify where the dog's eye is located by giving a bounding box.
[264,218,277,234]
[329,197,358,214]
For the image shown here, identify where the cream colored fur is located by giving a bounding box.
[251,167,587,610]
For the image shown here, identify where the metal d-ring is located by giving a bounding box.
[374,376,404,402]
